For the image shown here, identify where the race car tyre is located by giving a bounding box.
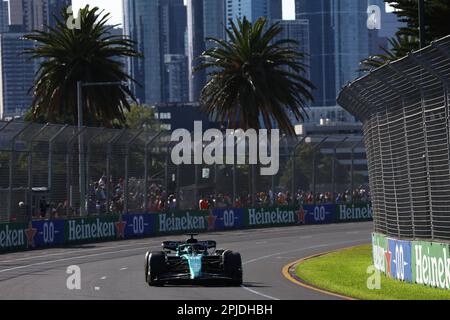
[147,251,167,286]
[222,250,243,286]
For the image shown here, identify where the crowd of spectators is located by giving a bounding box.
[22,174,371,219]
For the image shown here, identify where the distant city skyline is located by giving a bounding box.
[73,0,296,26]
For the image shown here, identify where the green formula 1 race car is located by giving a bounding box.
[145,234,243,286]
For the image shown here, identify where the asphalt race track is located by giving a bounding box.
[0,222,372,300]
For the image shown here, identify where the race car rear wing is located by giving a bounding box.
[162,240,217,251]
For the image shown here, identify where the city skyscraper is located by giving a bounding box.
[295,0,335,106]
[186,0,205,102]
[226,0,282,28]
[0,32,36,119]
[295,0,401,107]
[124,0,162,104]
[124,0,188,104]
[272,19,310,78]
[8,0,71,31]
[164,54,188,103]
[0,1,8,32]
[270,0,282,20]
[203,0,225,50]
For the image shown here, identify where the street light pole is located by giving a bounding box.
[77,81,85,216]
[419,0,426,48]
[77,81,124,216]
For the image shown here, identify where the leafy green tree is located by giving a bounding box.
[196,17,314,135]
[122,104,157,130]
[24,5,142,127]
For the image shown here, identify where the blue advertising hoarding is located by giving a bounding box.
[301,205,336,225]
[388,238,412,282]
[212,208,244,231]
[121,214,153,238]
[32,220,65,248]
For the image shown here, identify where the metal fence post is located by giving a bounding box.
[195,164,199,208]
[251,164,256,207]
[232,164,236,205]
[85,128,105,215]
[291,137,306,202]
[8,122,32,221]
[124,129,144,214]
[143,132,163,213]
[333,137,348,204]
[48,125,68,192]
[106,129,127,214]
[66,127,86,217]
[312,137,328,205]
[27,124,50,221]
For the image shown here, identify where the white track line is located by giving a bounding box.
[240,239,369,300]
[241,285,280,301]
[0,241,160,264]
[0,246,158,274]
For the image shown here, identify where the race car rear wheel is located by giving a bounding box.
[147,251,167,286]
[223,251,243,286]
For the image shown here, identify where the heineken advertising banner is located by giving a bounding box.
[212,208,244,230]
[65,215,123,243]
[337,203,373,222]
[0,222,32,252]
[244,206,300,228]
[412,241,450,290]
[372,232,388,274]
[300,205,336,225]
[154,211,210,235]
[1,203,373,254]
[32,219,65,248]
[372,232,450,290]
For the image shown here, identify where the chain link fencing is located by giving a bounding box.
[0,120,368,223]
[338,35,450,242]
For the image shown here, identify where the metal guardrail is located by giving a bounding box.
[338,35,450,242]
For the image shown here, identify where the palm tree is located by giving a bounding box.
[24,5,142,127]
[196,17,315,135]
[359,34,419,71]
[386,0,450,42]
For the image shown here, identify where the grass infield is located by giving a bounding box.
[295,244,450,300]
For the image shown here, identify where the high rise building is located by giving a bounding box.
[272,19,310,78]
[0,1,8,32]
[8,0,71,31]
[0,32,36,119]
[295,0,335,106]
[271,19,310,125]
[186,0,205,102]
[47,0,72,29]
[124,0,162,104]
[203,0,225,50]
[124,0,187,104]
[225,0,282,28]
[295,0,400,107]
[164,54,188,103]
[269,0,282,20]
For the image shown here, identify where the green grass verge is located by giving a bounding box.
[295,244,450,300]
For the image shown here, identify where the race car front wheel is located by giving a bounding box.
[147,251,167,286]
